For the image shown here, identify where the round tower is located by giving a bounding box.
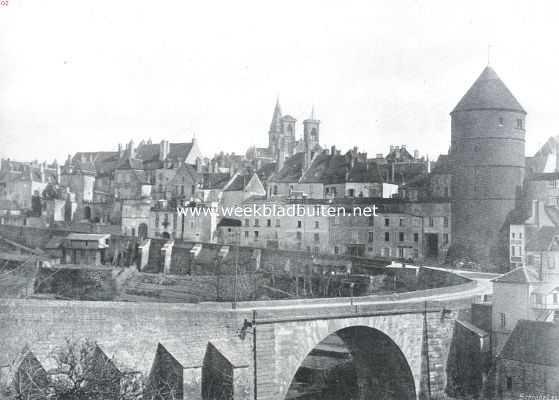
[450,66,526,261]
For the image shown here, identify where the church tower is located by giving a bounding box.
[303,108,320,170]
[450,66,526,261]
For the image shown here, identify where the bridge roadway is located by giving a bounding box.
[217,265,496,313]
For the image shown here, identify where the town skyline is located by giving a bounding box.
[2,0,559,162]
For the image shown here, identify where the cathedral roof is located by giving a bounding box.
[452,66,525,114]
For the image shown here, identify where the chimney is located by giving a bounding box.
[159,140,170,161]
[331,145,336,155]
[128,140,135,159]
[118,144,123,158]
[40,162,45,183]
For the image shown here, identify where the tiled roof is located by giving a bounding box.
[200,173,231,190]
[492,267,540,284]
[525,226,559,252]
[271,152,305,183]
[499,320,559,366]
[452,66,525,114]
[347,161,383,183]
[135,142,194,163]
[116,158,144,170]
[224,174,251,192]
[545,207,559,227]
[300,153,348,184]
[256,162,276,182]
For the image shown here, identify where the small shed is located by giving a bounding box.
[62,233,111,265]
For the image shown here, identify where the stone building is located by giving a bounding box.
[450,66,526,262]
[149,199,217,242]
[496,320,559,399]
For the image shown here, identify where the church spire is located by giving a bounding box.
[269,97,282,133]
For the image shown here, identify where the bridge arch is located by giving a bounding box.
[284,325,416,400]
[266,313,424,400]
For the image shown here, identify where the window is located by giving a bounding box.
[155,214,160,227]
[297,220,302,228]
[275,219,280,227]
[244,219,249,227]
[368,216,374,226]
[500,312,506,329]
[516,118,523,129]
[314,233,320,242]
[443,216,449,228]
[384,218,390,227]
[414,233,419,243]
[443,233,449,245]
[511,232,516,239]
[535,293,543,305]
[296,232,302,240]
[254,231,259,241]
[554,293,558,304]
[399,232,404,242]
[368,232,374,242]
[473,144,480,153]
[267,219,272,227]
[348,189,355,197]
[334,246,339,255]
[399,218,404,227]
[506,377,512,391]
[385,232,390,242]
[429,217,434,227]
[244,231,249,238]
[325,188,330,195]
[254,219,260,227]
[273,185,278,195]
[315,221,319,229]
[498,117,504,126]
[511,246,516,257]
[313,247,319,256]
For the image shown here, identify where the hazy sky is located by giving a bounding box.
[1,0,558,163]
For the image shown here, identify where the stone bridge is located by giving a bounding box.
[0,274,491,400]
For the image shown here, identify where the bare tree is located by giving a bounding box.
[48,338,144,400]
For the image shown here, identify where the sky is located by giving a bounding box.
[1,0,559,163]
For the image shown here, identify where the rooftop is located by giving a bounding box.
[452,66,525,114]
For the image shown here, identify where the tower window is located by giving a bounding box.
[516,119,524,129]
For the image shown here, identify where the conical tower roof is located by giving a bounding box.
[269,98,282,133]
[452,66,525,114]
